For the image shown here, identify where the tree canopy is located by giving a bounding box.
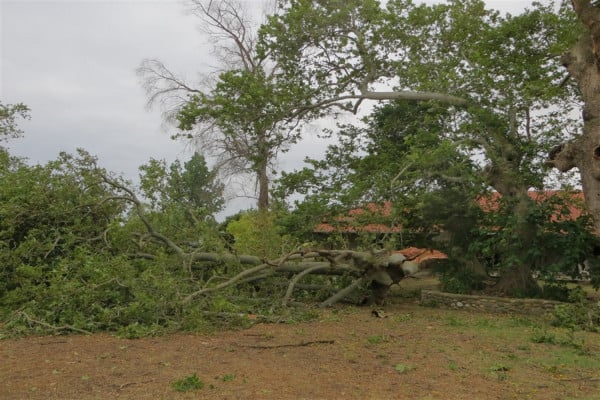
[267,0,591,295]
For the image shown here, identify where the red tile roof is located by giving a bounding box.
[477,190,585,221]
[315,191,586,234]
[394,247,448,263]
[314,201,401,233]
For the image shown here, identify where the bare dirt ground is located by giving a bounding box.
[1,289,599,400]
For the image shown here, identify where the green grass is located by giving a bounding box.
[171,373,204,392]
[367,334,390,345]
[394,363,414,374]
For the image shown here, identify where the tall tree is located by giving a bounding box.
[263,0,583,294]
[139,152,224,218]
[139,0,309,210]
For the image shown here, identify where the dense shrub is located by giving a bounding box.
[551,287,600,332]
[0,150,252,337]
[541,282,571,302]
[439,269,486,294]
[225,210,298,259]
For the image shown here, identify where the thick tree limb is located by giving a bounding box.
[289,89,468,121]
[183,262,271,303]
[319,275,370,308]
[359,89,467,106]
[282,264,330,306]
[182,249,402,307]
[546,141,579,172]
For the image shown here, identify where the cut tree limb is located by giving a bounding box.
[319,275,371,308]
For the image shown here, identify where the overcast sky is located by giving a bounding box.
[2,0,532,215]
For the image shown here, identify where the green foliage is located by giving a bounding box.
[0,101,30,142]
[530,328,560,344]
[541,282,571,302]
[2,248,203,336]
[0,148,272,337]
[265,0,586,296]
[367,334,389,345]
[276,101,475,208]
[272,198,338,245]
[275,101,483,252]
[171,374,204,392]
[134,153,227,261]
[471,191,596,283]
[178,68,304,147]
[488,363,511,381]
[439,268,485,295]
[225,210,298,259]
[551,289,600,332]
[175,64,310,209]
[0,149,126,299]
[139,153,224,217]
[261,0,393,107]
[394,363,414,374]
[531,326,589,354]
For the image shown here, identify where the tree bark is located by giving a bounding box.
[491,189,542,296]
[481,119,542,295]
[257,159,269,211]
[493,263,540,297]
[548,1,600,232]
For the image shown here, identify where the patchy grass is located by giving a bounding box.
[171,373,204,392]
[1,299,599,399]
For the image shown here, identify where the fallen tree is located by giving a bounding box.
[102,171,428,307]
[184,249,423,307]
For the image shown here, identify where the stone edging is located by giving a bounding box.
[420,289,564,315]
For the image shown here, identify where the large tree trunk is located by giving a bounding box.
[483,125,542,295]
[492,189,542,296]
[493,263,540,297]
[257,160,269,211]
[255,131,270,211]
[548,1,600,232]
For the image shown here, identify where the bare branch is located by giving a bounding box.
[137,59,202,110]
[187,0,262,70]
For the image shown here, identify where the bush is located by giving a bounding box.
[541,282,571,302]
[0,150,318,337]
[226,210,298,259]
[440,269,485,294]
[552,288,600,332]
